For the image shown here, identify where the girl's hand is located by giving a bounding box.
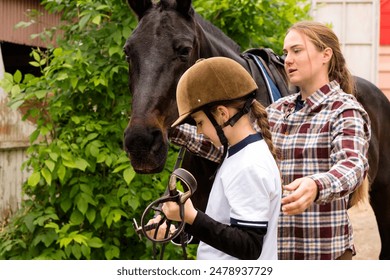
[145,215,176,240]
[281,177,318,215]
[162,198,198,225]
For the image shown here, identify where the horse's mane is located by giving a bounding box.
[153,1,241,53]
[194,12,242,53]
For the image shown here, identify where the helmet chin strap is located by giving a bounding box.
[203,97,254,180]
[221,97,254,128]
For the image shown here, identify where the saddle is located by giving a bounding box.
[242,48,293,101]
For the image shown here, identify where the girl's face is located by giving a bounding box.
[191,110,222,147]
[283,29,331,94]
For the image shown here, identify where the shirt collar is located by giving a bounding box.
[227,133,263,158]
[282,80,341,112]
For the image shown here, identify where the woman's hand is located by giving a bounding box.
[162,198,198,225]
[281,177,318,215]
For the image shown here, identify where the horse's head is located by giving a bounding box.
[123,0,199,173]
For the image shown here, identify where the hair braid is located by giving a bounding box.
[250,101,278,162]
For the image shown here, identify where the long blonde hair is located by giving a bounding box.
[287,21,356,95]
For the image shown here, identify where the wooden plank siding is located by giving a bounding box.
[312,0,379,83]
[0,0,61,48]
[0,148,31,219]
[0,42,35,221]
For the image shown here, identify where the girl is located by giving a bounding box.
[154,57,281,260]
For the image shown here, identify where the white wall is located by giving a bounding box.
[311,0,379,84]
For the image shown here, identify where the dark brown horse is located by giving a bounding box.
[123,0,390,259]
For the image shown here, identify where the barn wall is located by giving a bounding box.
[0,43,35,221]
[311,0,379,84]
[0,0,61,48]
[0,149,31,219]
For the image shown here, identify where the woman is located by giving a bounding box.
[151,57,281,260]
[268,21,371,260]
[170,21,371,260]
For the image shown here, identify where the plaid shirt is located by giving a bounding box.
[169,80,371,259]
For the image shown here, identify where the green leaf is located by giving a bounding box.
[81,244,91,259]
[100,206,110,220]
[77,195,88,215]
[71,116,80,124]
[49,152,59,162]
[59,237,73,248]
[96,153,106,163]
[72,244,82,259]
[11,84,21,97]
[24,213,36,233]
[60,198,72,213]
[75,158,89,171]
[73,234,88,246]
[44,222,59,231]
[32,50,41,62]
[92,15,101,25]
[28,172,41,187]
[45,159,56,172]
[87,133,99,141]
[79,14,91,29]
[41,167,52,185]
[13,70,22,83]
[141,190,153,201]
[89,144,100,158]
[57,165,66,183]
[87,237,103,248]
[56,72,68,80]
[86,208,96,223]
[104,245,120,260]
[62,160,77,169]
[70,210,84,225]
[123,167,135,185]
[29,61,41,67]
[42,230,57,247]
[34,90,47,99]
[30,129,40,143]
[112,164,128,173]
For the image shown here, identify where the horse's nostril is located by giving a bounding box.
[150,130,163,153]
[124,126,164,155]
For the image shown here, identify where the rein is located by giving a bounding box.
[133,147,197,259]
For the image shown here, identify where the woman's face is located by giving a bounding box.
[191,110,222,148]
[283,29,330,92]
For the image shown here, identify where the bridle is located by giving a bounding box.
[133,147,197,259]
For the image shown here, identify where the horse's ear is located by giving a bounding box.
[127,0,153,19]
[176,0,194,17]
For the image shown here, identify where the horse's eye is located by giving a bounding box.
[123,45,132,62]
[177,47,192,60]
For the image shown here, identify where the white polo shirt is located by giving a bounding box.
[197,133,281,260]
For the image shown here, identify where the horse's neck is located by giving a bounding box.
[195,14,244,63]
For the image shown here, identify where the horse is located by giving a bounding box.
[123,0,390,259]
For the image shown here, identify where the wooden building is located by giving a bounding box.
[0,0,60,221]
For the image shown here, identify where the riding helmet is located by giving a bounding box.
[171,57,258,127]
